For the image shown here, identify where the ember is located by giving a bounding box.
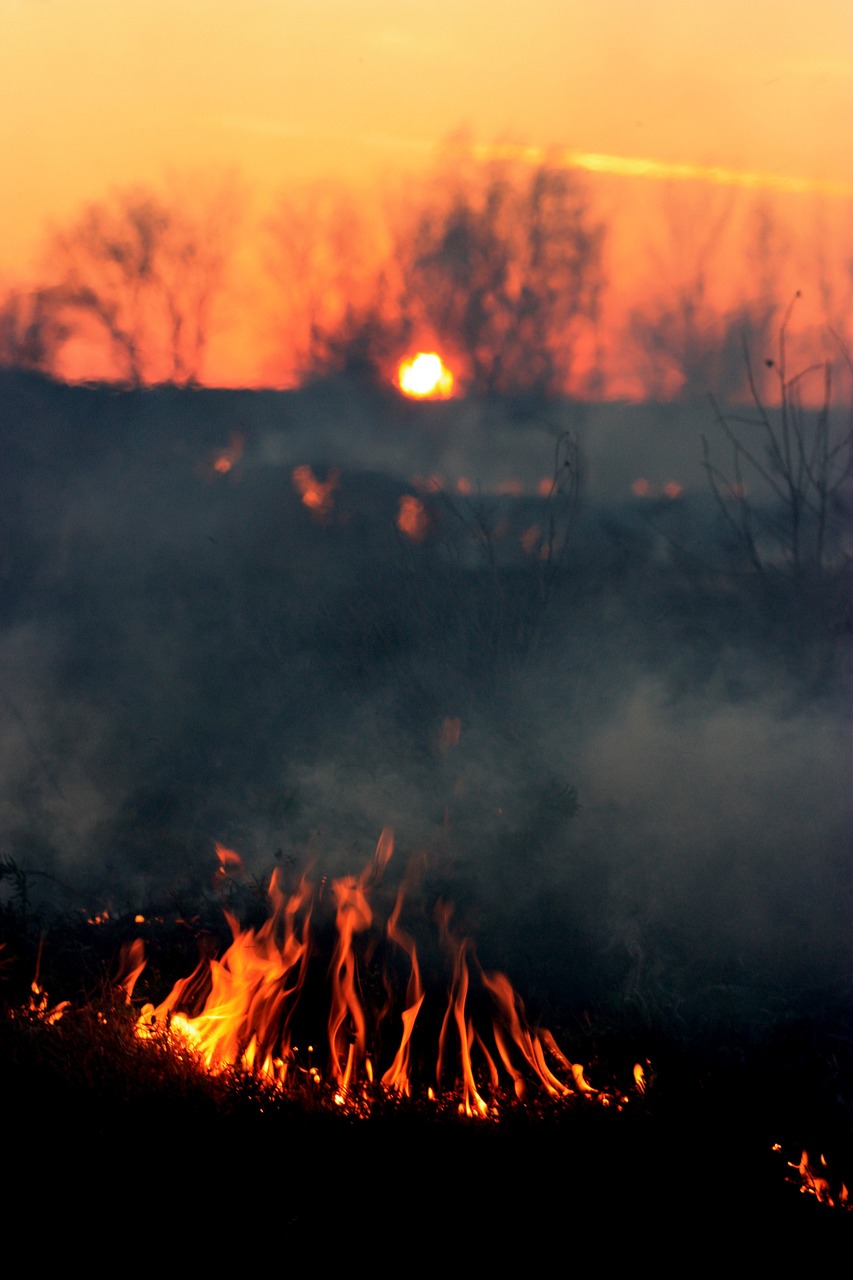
[292,464,340,518]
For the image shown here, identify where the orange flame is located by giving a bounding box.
[327,833,391,1092]
[211,433,245,476]
[292,465,339,518]
[397,494,431,541]
[132,829,628,1115]
[789,1150,852,1210]
[215,842,243,872]
[380,855,426,1098]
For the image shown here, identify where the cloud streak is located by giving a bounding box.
[471,142,853,197]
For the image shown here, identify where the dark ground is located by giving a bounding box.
[1,978,851,1254]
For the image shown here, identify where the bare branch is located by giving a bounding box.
[703,299,853,577]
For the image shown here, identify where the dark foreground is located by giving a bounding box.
[2,964,850,1257]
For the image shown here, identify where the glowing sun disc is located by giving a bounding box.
[397,352,454,398]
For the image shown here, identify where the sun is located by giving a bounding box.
[397,352,454,399]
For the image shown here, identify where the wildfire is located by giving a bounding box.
[5,841,850,1222]
[397,352,455,399]
[127,829,633,1117]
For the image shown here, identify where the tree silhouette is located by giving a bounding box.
[629,192,782,401]
[43,180,240,386]
[264,183,396,384]
[401,162,604,399]
[0,287,69,374]
[274,158,605,400]
[703,298,853,583]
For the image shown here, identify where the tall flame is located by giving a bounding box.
[133,829,620,1114]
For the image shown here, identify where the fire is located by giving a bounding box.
[785,1149,851,1210]
[130,829,630,1116]
[396,494,431,541]
[215,842,243,873]
[397,352,454,399]
[210,432,245,476]
[292,465,339,518]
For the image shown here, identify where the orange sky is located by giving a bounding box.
[1,0,851,389]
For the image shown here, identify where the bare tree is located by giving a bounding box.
[703,295,853,582]
[263,183,398,384]
[44,178,241,386]
[397,160,604,399]
[0,286,68,374]
[629,191,782,401]
[266,157,605,399]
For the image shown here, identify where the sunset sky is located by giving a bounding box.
[1,0,851,387]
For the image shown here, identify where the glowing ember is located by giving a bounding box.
[396,493,431,541]
[210,433,245,476]
[397,352,454,399]
[292,465,339,518]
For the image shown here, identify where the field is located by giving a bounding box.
[0,369,850,1248]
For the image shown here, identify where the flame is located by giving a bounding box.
[133,829,628,1115]
[380,850,425,1098]
[292,465,339,518]
[397,352,454,399]
[521,525,542,556]
[211,433,245,476]
[19,981,69,1025]
[215,842,244,872]
[397,494,430,541]
[117,937,147,1003]
[787,1149,852,1210]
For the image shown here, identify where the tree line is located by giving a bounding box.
[1,154,848,402]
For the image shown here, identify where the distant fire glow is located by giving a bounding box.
[397,353,454,399]
[397,494,430,541]
[292,465,339,518]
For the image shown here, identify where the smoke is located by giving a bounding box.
[0,372,849,1035]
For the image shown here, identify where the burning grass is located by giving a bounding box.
[9,831,643,1120]
[2,834,851,1246]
